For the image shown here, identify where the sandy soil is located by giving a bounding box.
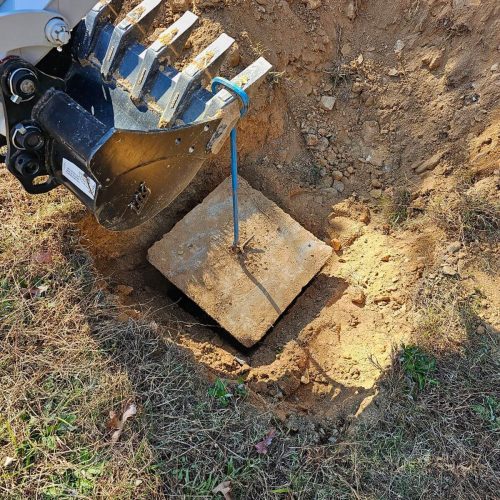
[80,0,499,423]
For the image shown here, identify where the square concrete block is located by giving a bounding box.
[148,177,332,347]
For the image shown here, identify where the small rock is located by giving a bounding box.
[367,149,385,167]
[491,63,498,72]
[476,325,486,334]
[170,0,190,12]
[446,241,461,253]
[346,1,356,20]
[394,39,405,54]
[441,265,457,276]
[331,238,342,251]
[352,81,364,94]
[414,151,445,174]
[381,254,391,262]
[317,137,329,152]
[371,178,382,188]
[305,0,322,10]
[351,289,366,306]
[370,188,382,199]
[320,95,336,111]
[359,210,370,224]
[332,170,343,181]
[422,51,443,71]
[234,356,247,366]
[387,68,399,77]
[228,44,241,67]
[374,294,391,303]
[300,370,310,384]
[333,180,345,192]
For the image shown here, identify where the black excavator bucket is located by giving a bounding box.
[0,1,271,230]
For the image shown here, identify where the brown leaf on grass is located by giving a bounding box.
[20,285,49,299]
[107,411,121,430]
[33,250,54,265]
[255,428,277,454]
[109,403,137,443]
[213,480,232,500]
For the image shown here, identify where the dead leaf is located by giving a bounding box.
[33,250,53,265]
[20,284,49,299]
[3,456,15,468]
[110,403,137,443]
[213,480,232,500]
[107,410,121,430]
[255,428,277,454]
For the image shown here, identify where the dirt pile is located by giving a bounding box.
[81,0,499,423]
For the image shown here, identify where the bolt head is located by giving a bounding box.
[19,79,36,95]
[57,28,71,45]
[45,18,71,46]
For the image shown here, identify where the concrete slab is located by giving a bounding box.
[148,177,332,347]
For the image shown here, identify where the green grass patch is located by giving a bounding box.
[400,345,438,393]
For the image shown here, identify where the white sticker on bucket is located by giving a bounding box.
[62,158,97,200]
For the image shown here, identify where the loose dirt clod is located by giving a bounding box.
[148,177,332,347]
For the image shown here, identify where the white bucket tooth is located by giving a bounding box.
[158,33,235,127]
[101,0,163,79]
[77,0,125,60]
[130,11,199,102]
[150,11,199,62]
[201,57,273,154]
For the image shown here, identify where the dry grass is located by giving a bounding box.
[350,332,499,499]
[380,187,413,226]
[1,170,498,498]
[412,274,480,351]
[428,190,500,245]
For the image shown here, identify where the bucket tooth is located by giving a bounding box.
[130,10,198,102]
[158,33,234,127]
[202,57,273,153]
[101,0,163,80]
[75,0,125,60]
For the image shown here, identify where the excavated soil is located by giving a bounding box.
[80,0,499,423]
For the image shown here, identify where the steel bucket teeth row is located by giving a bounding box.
[74,0,272,150]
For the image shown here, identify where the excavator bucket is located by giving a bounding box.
[0,1,271,230]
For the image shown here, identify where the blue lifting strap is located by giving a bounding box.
[211,77,250,249]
